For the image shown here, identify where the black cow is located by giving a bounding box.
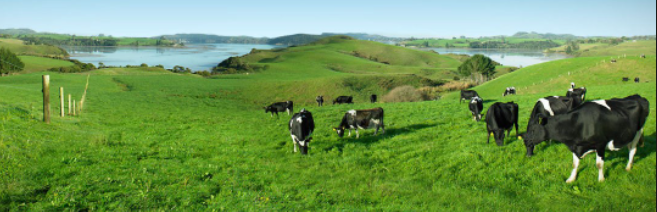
[566,87,587,105]
[264,101,293,118]
[333,96,354,105]
[485,102,519,146]
[503,87,517,96]
[469,97,484,122]
[530,96,576,122]
[622,77,629,82]
[635,77,640,83]
[316,96,324,107]
[333,107,385,139]
[611,59,617,63]
[370,94,377,103]
[460,90,480,104]
[640,54,646,58]
[289,109,315,155]
[523,95,649,183]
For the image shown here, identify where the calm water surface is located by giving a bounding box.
[63,43,281,71]
[425,48,570,67]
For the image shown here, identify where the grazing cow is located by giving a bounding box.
[640,54,646,58]
[524,96,577,155]
[264,101,293,118]
[316,96,324,107]
[333,107,385,139]
[622,77,629,82]
[611,59,617,63]
[635,77,640,83]
[522,95,649,183]
[469,97,484,122]
[460,90,480,104]
[333,96,354,105]
[485,102,519,146]
[570,82,576,89]
[503,87,517,96]
[289,109,315,155]
[370,94,377,103]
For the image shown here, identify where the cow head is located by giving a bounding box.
[264,106,272,113]
[523,115,549,157]
[333,127,345,138]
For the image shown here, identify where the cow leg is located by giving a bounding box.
[287,108,290,115]
[566,153,581,183]
[291,136,298,153]
[374,126,379,136]
[596,151,605,182]
[348,129,352,137]
[626,128,644,171]
[487,131,491,144]
[356,129,360,139]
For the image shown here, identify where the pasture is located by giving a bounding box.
[0,39,655,210]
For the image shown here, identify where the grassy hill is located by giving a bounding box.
[0,38,68,58]
[0,37,655,211]
[18,56,75,74]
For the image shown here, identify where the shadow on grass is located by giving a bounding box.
[607,132,657,170]
[322,123,438,152]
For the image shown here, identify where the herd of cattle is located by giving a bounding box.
[268,82,650,183]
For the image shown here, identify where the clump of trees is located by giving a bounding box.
[0,47,25,75]
[211,57,269,74]
[48,59,96,73]
[458,54,497,83]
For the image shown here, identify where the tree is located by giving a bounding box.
[457,54,496,80]
[565,46,573,54]
[0,47,25,74]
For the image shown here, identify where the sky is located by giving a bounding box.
[1,0,655,38]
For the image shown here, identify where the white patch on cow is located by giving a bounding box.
[581,150,595,158]
[626,128,643,171]
[538,98,555,116]
[607,140,621,151]
[296,117,303,124]
[298,140,307,147]
[568,88,574,92]
[593,100,612,111]
[596,153,605,182]
[348,110,357,116]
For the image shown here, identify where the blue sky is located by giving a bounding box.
[1,0,655,38]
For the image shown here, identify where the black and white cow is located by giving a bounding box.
[289,109,315,155]
[611,59,617,63]
[370,94,377,103]
[333,107,385,138]
[333,96,354,105]
[530,96,577,121]
[640,54,646,59]
[316,96,324,107]
[264,101,293,118]
[469,97,484,122]
[522,95,649,183]
[570,82,576,89]
[460,90,480,104]
[566,87,587,106]
[635,77,640,83]
[503,87,517,96]
[622,77,630,82]
[485,102,519,146]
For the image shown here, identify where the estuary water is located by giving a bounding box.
[425,48,570,67]
[62,43,281,71]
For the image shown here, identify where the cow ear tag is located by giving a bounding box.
[333,128,337,131]
[518,136,523,140]
[490,133,494,136]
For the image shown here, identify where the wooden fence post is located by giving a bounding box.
[68,94,72,115]
[42,75,50,123]
[73,101,76,116]
[60,87,65,117]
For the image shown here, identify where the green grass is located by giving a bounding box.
[403,38,567,48]
[577,40,657,57]
[0,38,68,57]
[0,38,655,211]
[18,56,74,74]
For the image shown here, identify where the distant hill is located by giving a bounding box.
[161,32,402,46]
[0,28,37,35]
[160,34,268,44]
[509,31,583,40]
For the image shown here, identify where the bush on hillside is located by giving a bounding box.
[458,54,496,80]
[382,86,423,103]
[0,47,25,74]
[212,56,251,74]
[47,59,96,73]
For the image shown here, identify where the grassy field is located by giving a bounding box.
[17,56,74,74]
[0,38,655,211]
[547,40,656,58]
[0,38,68,58]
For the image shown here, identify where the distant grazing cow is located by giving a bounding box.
[611,59,617,63]
[316,96,324,107]
[289,109,315,155]
[264,101,293,118]
[460,90,480,104]
[333,96,354,105]
[485,102,519,146]
[571,82,576,89]
[622,77,629,82]
[523,95,649,183]
[503,87,517,96]
[469,97,484,122]
[640,54,646,58]
[370,94,377,103]
[333,107,385,139]
[635,77,640,83]
[566,87,587,106]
